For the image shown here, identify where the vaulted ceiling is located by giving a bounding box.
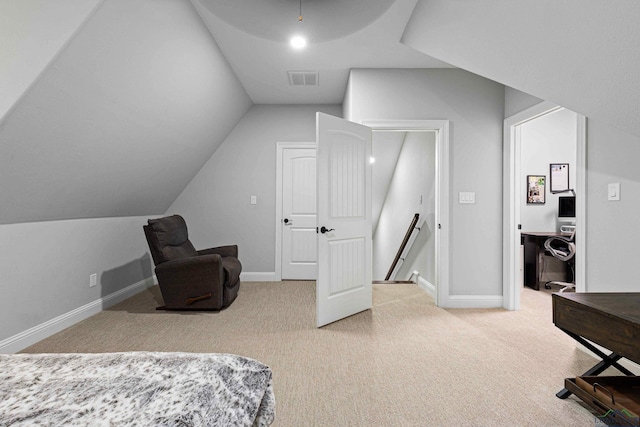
[0,0,448,225]
[2,0,639,225]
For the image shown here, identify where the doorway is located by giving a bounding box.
[503,102,587,310]
[275,142,317,281]
[275,120,450,308]
[363,120,450,307]
[370,130,436,293]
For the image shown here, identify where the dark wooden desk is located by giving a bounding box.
[553,292,640,399]
[522,231,567,290]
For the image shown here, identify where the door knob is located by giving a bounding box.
[284,218,291,225]
[320,226,335,234]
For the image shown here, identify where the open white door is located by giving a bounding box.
[316,112,372,327]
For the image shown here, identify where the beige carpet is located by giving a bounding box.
[23,282,603,426]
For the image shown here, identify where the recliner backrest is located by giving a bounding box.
[144,215,197,265]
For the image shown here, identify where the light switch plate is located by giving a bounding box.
[250,195,257,205]
[459,192,476,204]
[608,183,620,201]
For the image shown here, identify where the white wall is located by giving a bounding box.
[520,108,577,232]
[373,131,436,283]
[167,104,342,275]
[346,69,505,296]
[0,216,156,349]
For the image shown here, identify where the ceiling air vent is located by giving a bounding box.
[287,71,319,86]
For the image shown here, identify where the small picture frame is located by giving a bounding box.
[550,163,570,193]
[527,175,546,204]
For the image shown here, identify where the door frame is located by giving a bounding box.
[275,141,316,281]
[361,119,450,308]
[503,102,587,310]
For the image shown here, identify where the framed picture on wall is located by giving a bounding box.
[550,163,570,193]
[527,175,546,204]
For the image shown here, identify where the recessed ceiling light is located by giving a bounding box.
[369,156,376,164]
[290,36,306,49]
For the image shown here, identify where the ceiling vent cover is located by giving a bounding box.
[288,71,319,86]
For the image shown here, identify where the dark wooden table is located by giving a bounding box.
[552,292,640,398]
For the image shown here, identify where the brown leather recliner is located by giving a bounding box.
[143,215,241,310]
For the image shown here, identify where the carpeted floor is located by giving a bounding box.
[22,282,605,426]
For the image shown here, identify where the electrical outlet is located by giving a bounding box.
[89,273,97,288]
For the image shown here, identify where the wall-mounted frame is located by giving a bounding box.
[527,175,546,204]
[550,163,570,193]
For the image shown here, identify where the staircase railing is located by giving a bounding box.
[385,213,421,281]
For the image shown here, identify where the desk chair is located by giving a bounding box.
[543,230,576,292]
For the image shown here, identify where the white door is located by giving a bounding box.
[316,112,372,327]
[282,148,317,280]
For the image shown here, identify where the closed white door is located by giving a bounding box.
[316,112,372,327]
[282,148,317,280]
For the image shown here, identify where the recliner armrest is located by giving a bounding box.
[155,254,225,309]
[198,245,238,259]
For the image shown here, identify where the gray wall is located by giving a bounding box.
[0,216,155,343]
[586,121,640,292]
[504,87,543,118]
[0,0,252,347]
[346,69,505,296]
[167,104,342,274]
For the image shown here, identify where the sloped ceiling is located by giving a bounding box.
[0,0,252,224]
[402,0,640,138]
[0,0,102,123]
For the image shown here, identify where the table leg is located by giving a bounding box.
[556,329,635,399]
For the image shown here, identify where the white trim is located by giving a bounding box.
[574,115,587,292]
[502,102,587,310]
[275,142,316,282]
[445,295,503,309]
[416,275,436,298]
[240,272,278,282]
[0,276,155,354]
[361,120,450,308]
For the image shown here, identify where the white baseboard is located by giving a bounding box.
[416,276,436,298]
[0,276,156,354]
[240,272,278,282]
[442,294,504,308]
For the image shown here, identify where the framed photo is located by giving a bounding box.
[550,163,570,193]
[527,175,546,204]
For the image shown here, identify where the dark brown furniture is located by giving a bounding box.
[143,215,241,310]
[522,231,569,290]
[553,293,640,425]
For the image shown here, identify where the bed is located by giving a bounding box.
[0,352,275,426]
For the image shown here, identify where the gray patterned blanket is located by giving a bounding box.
[0,352,275,426]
